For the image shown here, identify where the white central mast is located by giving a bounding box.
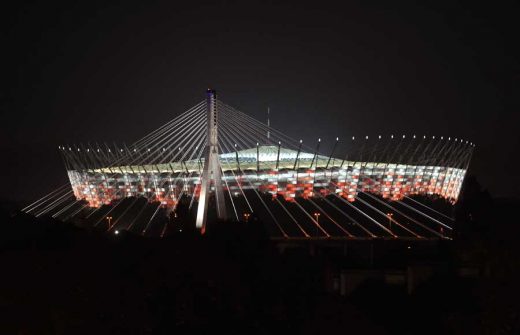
[196,89,227,233]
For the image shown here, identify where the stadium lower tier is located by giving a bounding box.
[68,163,465,209]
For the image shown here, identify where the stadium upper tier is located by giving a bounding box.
[83,145,467,173]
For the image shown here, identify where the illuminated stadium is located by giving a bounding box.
[23,90,474,239]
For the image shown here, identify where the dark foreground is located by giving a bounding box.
[1,180,519,334]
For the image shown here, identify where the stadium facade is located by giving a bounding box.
[64,143,469,209]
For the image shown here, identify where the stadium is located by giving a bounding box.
[23,90,474,239]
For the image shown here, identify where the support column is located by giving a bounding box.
[196,89,227,233]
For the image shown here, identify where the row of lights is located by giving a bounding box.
[58,134,475,154]
[246,135,475,149]
[57,146,198,152]
[105,212,421,243]
[109,211,185,235]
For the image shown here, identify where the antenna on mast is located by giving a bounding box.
[267,107,270,140]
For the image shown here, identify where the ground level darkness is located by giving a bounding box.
[1,179,519,334]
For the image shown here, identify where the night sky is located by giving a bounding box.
[2,1,518,203]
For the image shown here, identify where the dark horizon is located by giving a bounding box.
[2,1,518,204]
